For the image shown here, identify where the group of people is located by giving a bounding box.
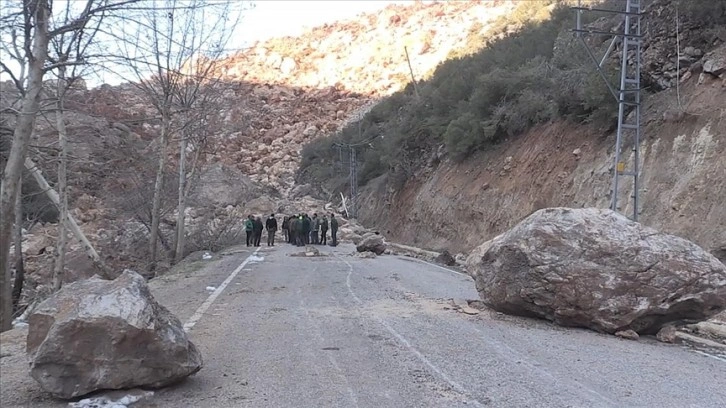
[244,213,339,247]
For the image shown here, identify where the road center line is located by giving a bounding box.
[336,254,487,408]
[183,248,261,332]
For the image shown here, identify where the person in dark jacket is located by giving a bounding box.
[245,215,254,247]
[330,213,339,246]
[311,213,320,245]
[320,214,328,245]
[281,216,290,243]
[302,214,311,245]
[253,216,264,247]
[293,215,305,246]
[265,214,278,246]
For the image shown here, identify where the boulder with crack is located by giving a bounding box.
[356,233,387,255]
[27,270,202,399]
[466,208,726,334]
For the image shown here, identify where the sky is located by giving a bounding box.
[231,1,411,48]
[0,0,412,87]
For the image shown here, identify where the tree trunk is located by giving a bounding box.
[12,179,24,314]
[149,109,170,270]
[53,66,69,292]
[23,158,110,279]
[174,133,187,263]
[0,0,51,332]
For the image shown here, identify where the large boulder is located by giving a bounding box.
[466,208,726,334]
[27,270,202,399]
[356,233,387,255]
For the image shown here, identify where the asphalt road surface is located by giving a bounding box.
[2,243,725,408]
[144,244,725,408]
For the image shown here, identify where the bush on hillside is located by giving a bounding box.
[298,0,718,194]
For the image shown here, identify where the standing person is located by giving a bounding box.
[330,213,339,246]
[245,215,254,247]
[289,215,298,245]
[302,214,311,245]
[253,216,264,247]
[311,213,320,245]
[281,216,289,243]
[266,213,278,246]
[320,214,329,245]
[296,215,305,247]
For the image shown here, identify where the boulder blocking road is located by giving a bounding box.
[1,244,725,407]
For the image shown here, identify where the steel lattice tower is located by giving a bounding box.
[573,0,644,221]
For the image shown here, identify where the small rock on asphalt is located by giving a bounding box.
[615,330,640,341]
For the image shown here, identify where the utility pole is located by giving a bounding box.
[349,146,358,219]
[573,0,643,221]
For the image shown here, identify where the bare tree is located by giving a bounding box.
[11,177,24,314]
[172,65,232,262]
[105,0,243,269]
[0,0,139,331]
[46,0,109,291]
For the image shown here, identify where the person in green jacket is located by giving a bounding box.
[245,215,254,247]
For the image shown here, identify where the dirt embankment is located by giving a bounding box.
[357,77,726,255]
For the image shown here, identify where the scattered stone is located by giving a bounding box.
[450,299,480,315]
[675,332,726,351]
[305,246,320,257]
[466,208,726,335]
[691,321,726,340]
[615,330,640,341]
[434,250,456,266]
[572,148,582,157]
[356,233,387,255]
[27,270,202,399]
[683,46,703,58]
[656,325,678,343]
[712,245,726,265]
[350,233,364,245]
[354,251,377,259]
[703,45,726,77]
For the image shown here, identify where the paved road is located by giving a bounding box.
[2,243,724,407]
[145,244,725,408]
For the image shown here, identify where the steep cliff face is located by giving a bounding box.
[357,78,725,254]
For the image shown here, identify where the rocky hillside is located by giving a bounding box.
[3,1,521,296]
[299,0,726,259]
[216,1,518,95]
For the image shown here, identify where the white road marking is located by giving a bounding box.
[183,248,261,332]
[403,256,471,279]
[693,350,726,363]
[337,255,487,408]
